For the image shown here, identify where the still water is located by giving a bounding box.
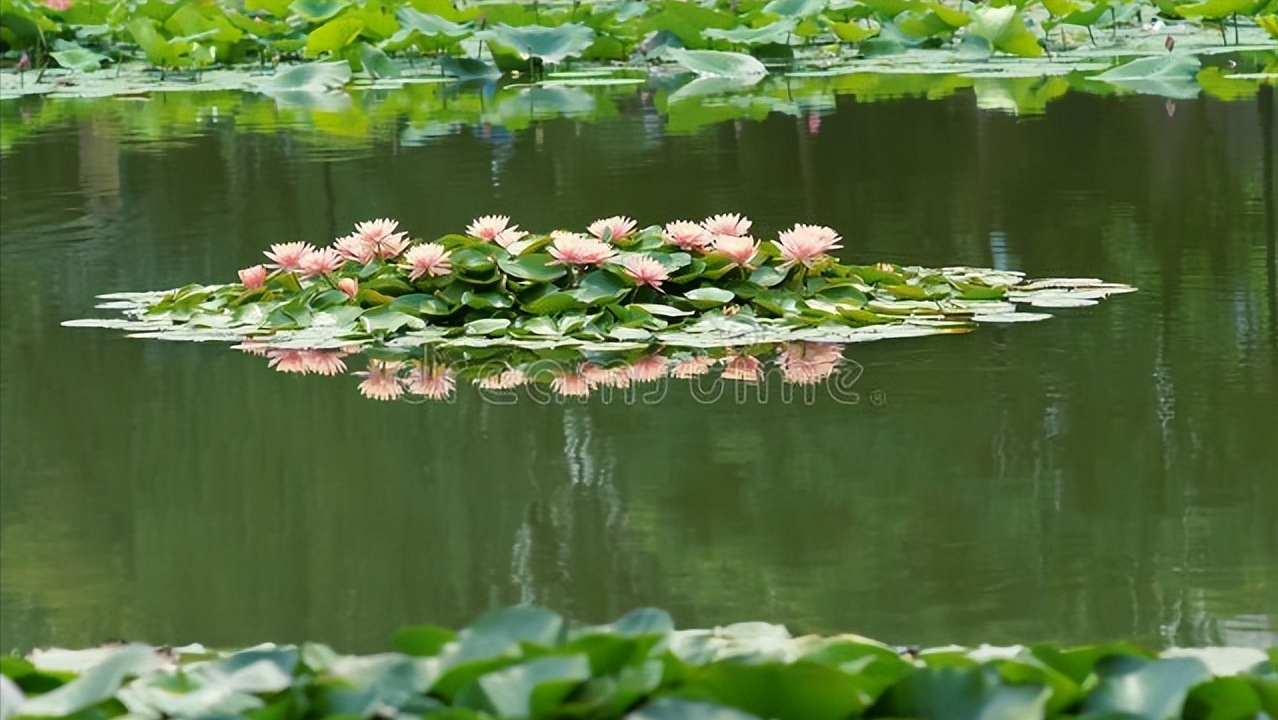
[1,79,1275,653]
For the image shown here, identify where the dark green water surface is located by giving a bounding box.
[1,82,1275,653]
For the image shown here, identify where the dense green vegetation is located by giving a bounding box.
[1,0,1275,83]
[2,606,1275,719]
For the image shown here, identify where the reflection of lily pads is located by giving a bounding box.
[260,61,353,91]
[480,23,597,65]
[1090,52,1203,97]
[665,48,768,77]
[667,75,766,102]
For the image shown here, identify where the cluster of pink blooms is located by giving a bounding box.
[236,214,845,302]
[660,214,842,270]
[240,219,425,293]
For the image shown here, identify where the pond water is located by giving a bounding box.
[1,79,1275,654]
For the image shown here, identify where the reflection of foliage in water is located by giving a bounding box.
[1,49,1274,158]
[1,0,1276,81]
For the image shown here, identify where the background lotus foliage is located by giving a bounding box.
[0,0,1275,84]
[2,606,1276,720]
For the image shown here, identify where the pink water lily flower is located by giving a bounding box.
[774,223,843,269]
[713,233,759,268]
[299,247,344,278]
[778,342,843,385]
[357,360,404,401]
[466,215,528,248]
[702,213,752,237]
[354,218,410,259]
[407,362,456,400]
[238,264,267,289]
[588,215,637,241]
[337,278,359,299]
[548,232,617,266]
[623,255,669,290]
[662,221,712,251]
[402,243,452,281]
[264,242,315,271]
[45,0,71,10]
[333,233,377,264]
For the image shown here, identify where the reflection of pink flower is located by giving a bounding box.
[628,355,667,382]
[672,355,716,379]
[467,215,523,245]
[402,243,452,281]
[238,264,267,289]
[663,221,712,251]
[713,234,758,268]
[623,255,669,290]
[333,233,377,264]
[357,360,404,401]
[721,354,762,382]
[338,278,359,299]
[778,342,843,385]
[234,340,271,357]
[264,242,315,271]
[476,368,526,390]
[581,363,629,389]
[354,218,409,259]
[702,213,752,237]
[552,370,592,397]
[774,224,843,269]
[407,362,455,400]
[588,215,637,241]
[806,111,821,136]
[266,349,348,375]
[267,349,309,374]
[299,248,344,277]
[548,232,616,266]
[301,350,348,376]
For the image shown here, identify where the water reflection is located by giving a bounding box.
[3,50,1275,159]
[237,341,857,404]
[1,73,1275,654]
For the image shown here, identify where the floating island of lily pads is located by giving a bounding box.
[66,214,1136,401]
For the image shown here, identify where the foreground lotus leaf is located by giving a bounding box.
[3,607,1273,720]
